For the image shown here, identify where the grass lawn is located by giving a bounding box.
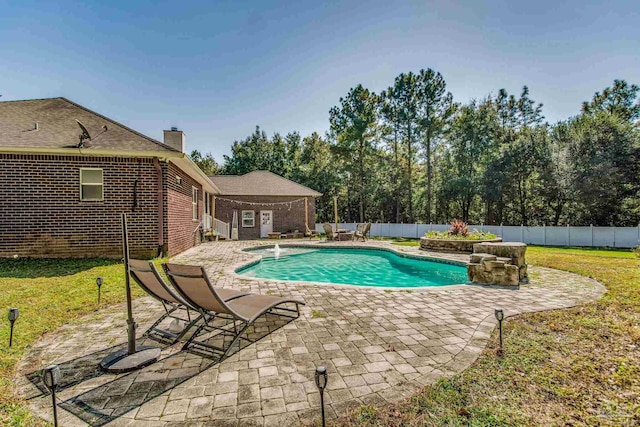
[337,246,640,426]
[1,246,638,426]
[0,258,158,426]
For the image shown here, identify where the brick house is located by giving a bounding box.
[0,98,218,258]
[210,171,321,240]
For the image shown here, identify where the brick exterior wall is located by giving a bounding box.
[0,153,161,258]
[214,196,316,240]
[166,162,203,256]
[0,154,204,258]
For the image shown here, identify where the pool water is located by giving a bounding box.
[237,247,468,288]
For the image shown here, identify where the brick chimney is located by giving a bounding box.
[163,127,185,152]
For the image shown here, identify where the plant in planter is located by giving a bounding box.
[421,220,501,252]
[449,220,469,237]
[425,220,497,241]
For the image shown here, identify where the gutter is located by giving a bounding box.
[0,146,182,158]
[153,158,165,257]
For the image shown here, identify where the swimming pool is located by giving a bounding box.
[237,246,468,288]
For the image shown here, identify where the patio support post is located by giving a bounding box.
[333,196,338,232]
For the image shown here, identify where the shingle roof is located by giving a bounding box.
[0,97,176,153]
[209,171,322,197]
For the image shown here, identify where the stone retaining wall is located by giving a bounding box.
[419,237,502,252]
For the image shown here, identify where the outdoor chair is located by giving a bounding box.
[353,222,371,241]
[322,223,336,241]
[128,259,248,344]
[305,224,319,239]
[163,263,305,359]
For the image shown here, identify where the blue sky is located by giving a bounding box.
[1,0,638,161]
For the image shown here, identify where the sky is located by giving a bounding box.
[1,0,638,161]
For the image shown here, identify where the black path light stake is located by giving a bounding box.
[495,307,504,356]
[315,366,328,427]
[42,364,61,427]
[8,308,18,347]
[99,213,161,373]
[96,277,103,304]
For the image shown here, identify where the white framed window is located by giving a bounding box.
[192,187,198,220]
[242,210,255,227]
[80,168,103,201]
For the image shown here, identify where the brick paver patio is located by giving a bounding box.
[17,240,605,426]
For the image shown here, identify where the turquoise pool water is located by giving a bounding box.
[237,247,468,288]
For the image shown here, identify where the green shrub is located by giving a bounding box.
[425,229,497,241]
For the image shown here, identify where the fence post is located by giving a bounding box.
[591,224,594,247]
[567,223,570,246]
[613,226,616,248]
[521,224,524,243]
[415,223,419,238]
[543,224,546,246]
[501,223,504,239]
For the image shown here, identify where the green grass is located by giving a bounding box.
[332,246,640,426]
[2,247,639,426]
[0,257,161,426]
[390,238,420,247]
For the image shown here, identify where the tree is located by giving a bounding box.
[298,132,340,221]
[222,126,272,174]
[329,84,378,222]
[415,69,454,223]
[189,150,220,175]
[381,73,423,222]
[582,79,640,122]
[561,112,639,225]
[442,99,497,222]
[379,87,404,222]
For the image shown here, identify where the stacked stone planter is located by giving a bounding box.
[420,236,502,252]
[467,242,527,286]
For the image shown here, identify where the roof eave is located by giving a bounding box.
[0,146,180,157]
[170,156,220,194]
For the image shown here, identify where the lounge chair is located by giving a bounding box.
[128,259,248,344]
[354,222,371,241]
[163,263,305,358]
[322,223,336,241]
[305,224,319,239]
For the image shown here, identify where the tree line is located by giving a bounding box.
[191,74,640,226]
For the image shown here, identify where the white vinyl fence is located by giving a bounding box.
[315,223,640,248]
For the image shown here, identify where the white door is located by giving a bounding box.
[260,211,273,238]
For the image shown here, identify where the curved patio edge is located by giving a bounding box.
[17,240,605,426]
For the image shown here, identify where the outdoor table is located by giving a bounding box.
[336,230,355,241]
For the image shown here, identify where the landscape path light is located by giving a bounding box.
[8,307,19,347]
[96,277,103,304]
[495,307,504,356]
[42,364,61,427]
[315,366,328,427]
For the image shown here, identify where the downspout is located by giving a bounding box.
[153,158,164,257]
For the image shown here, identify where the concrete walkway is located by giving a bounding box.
[18,240,605,427]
